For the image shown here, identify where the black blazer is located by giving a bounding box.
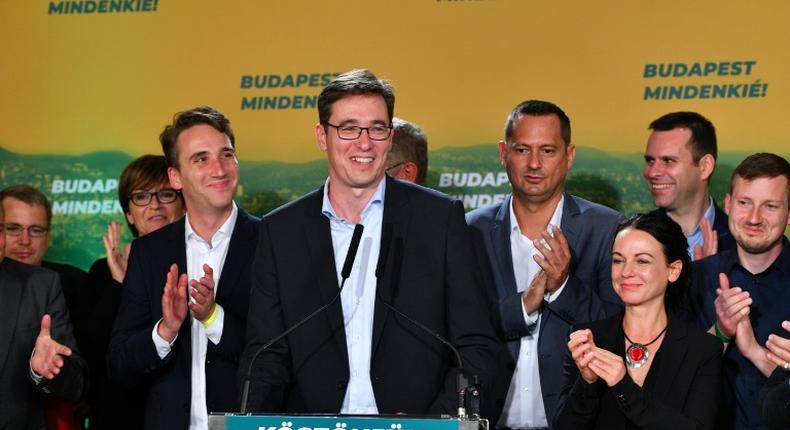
[82,258,145,430]
[107,208,259,430]
[554,311,722,430]
[761,368,790,430]
[0,258,86,430]
[240,177,506,420]
[466,193,623,424]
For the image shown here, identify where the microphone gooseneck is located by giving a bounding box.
[240,224,364,413]
[373,224,476,418]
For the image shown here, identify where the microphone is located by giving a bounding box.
[342,224,364,279]
[373,227,476,418]
[239,224,364,413]
[373,293,473,417]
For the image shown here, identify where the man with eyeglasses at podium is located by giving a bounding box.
[240,69,507,421]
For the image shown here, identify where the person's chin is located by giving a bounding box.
[12,254,37,265]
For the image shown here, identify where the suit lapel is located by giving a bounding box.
[372,177,410,356]
[598,313,623,353]
[559,193,581,269]
[649,314,688,400]
[303,188,349,360]
[167,219,191,365]
[0,261,23,370]
[170,217,188,280]
[491,196,517,297]
[214,209,253,305]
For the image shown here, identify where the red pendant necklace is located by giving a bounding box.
[623,325,668,368]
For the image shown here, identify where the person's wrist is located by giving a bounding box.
[715,320,733,342]
[200,304,218,327]
[157,322,178,342]
[522,290,541,313]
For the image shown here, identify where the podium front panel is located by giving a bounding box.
[209,414,484,430]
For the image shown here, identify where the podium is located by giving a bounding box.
[208,414,487,430]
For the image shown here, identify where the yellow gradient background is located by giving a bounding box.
[2,1,788,162]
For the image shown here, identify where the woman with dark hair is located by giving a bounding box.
[554,210,722,430]
[83,155,184,429]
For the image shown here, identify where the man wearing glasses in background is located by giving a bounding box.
[0,185,90,326]
[0,185,91,348]
[240,69,506,420]
[384,117,428,185]
[0,186,87,430]
[0,184,91,428]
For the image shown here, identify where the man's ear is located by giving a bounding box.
[168,166,182,190]
[566,143,576,170]
[316,123,328,152]
[698,153,716,182]
[394,162,419,183]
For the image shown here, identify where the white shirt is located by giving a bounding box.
[499,195,566,429]
[321,177,385,414]
[151,203,237,430]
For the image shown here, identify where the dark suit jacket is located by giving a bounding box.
[82,258,144,430]
[0,258,86,430]
[761,368,790,430]
[241,177,506,420]
[465,193,623,424]
[41,261,89,354]
[107,208,259,430]
[554,312,722,430]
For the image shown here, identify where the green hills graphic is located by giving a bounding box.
[0,145,778,270]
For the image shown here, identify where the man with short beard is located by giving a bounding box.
[688,153,790,430]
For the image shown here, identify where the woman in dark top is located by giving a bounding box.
[83,155,184,429]
[554,210,722,430]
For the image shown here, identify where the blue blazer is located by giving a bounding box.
[466,193,623,424]
[107,208,259,430]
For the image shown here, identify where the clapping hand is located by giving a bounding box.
[714,273,751,338]
[587,346,627,387]
[766,321,790,372]
[692,218,718,261]
[31,314,72,380]
[157,264,188,343]
[102,221,131,283]
[568,329,599,384]
[568,329,627,387]
[188,264,217,323]
[533,225,571,294]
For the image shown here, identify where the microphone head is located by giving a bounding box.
[341,224,364,279]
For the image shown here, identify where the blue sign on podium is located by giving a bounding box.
[209,414,485,430]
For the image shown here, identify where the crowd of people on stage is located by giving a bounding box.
[1,69,789,430]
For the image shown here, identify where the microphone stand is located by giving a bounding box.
[240,224,365,413]
[374,224,480,419]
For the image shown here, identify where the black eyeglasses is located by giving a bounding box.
[3,223,49,237]
[129,189,180,207]
[323,122,392,141]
